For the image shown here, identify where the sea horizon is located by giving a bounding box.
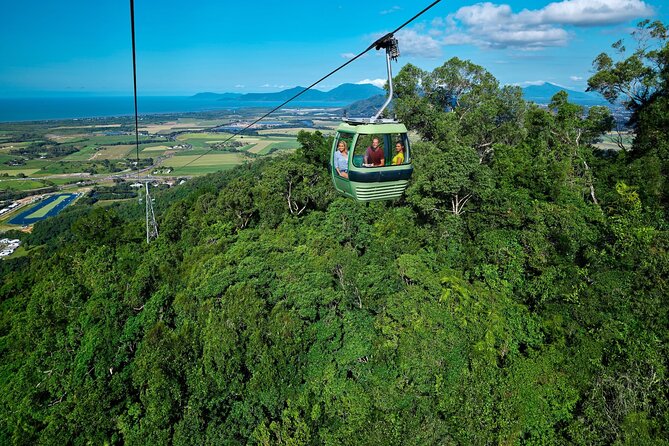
[0,96,349,123]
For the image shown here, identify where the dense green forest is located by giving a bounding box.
[1,22,668,445]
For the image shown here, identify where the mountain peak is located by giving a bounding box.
[192,83,385,103]
[521,82,607,106]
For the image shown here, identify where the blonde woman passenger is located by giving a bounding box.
[334,140,349,178]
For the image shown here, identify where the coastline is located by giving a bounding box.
[0,96,349,123]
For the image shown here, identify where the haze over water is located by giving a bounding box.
[0,97,349,123]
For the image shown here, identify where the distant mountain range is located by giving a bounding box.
[192,82,609,109]
[521,82,608,106]
[192,83,385,103]
[191,92,244,100]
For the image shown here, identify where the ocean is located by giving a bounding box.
[0,96,349,123]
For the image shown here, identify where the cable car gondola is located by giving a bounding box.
[330,35,413,202]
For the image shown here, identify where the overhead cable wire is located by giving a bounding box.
[130,0,141,179]
[173,0,442,173]
[20,0,146,185]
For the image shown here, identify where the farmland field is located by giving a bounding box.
[142,145,172,152]
[257,140,299,155]
[257,127,315,136]
[595,131,633,151]
[141,118,229,134]
[157,153,244,175]
[247,141,274,154]
[0,112,313,185]
[0,168,41,176]
[0,179,49,191]
[89,145,135,160]
[0,141,32,150]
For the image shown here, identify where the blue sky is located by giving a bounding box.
[0,0,666,97]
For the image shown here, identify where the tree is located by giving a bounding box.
[588,20,669,212]
[296,130,331,169]
[406,141,492,218]
[395,58,527,162]
[587,20,668,117]
[546,91,614,204]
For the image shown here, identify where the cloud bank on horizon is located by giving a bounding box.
[395,0,655,55]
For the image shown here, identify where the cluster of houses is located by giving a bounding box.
[0,201,20,216]
[0,238,20,258]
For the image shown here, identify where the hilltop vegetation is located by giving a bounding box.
[1,22,668,445]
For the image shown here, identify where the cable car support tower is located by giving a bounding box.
[130,0,158,243]
[144,182,158,243]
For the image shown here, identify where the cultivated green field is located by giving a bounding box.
[0,141,33,150]
[0,117,308,184]
[257,127,315,136]
[0,168,42,176]
[0,179,49,191]
[158,153,245,175]
[595,131,633,151]
[247,141,274,154]
[260,140,299,154]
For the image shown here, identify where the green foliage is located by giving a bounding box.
[2,38,669,445]
[406,141,493,218]
[588,20,669,216]
[395,58,527,161]
[296,130,331,169]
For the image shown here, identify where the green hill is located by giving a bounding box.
[1,24,668,445]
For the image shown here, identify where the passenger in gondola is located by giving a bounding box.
[392,142,405,165]
[334,140,349,178]
[364,137,384,167]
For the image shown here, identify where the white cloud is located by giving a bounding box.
[515,80,570,88]
[515,80,549,86]
[260,84,288,89]
[356,79,387,88]
[440,0,654,50]
[396,29,442,58]
[570,75,584,81]
[381,6,401,15]
[538,0,654,26]
[341,52,356,59]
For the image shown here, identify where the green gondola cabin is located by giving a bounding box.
[330,120,413,202]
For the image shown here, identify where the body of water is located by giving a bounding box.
[9,193,78,225]
[0,97,348,123]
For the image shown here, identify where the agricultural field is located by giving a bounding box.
[158,152,245,175]
[246,140,274,154]
[257,127,316,136]
[0,179,50,191]
[140,118,230,134]
[171,132,298,156]
[0,141,33,150]
[595,131,633,151]
[0,112,315,200]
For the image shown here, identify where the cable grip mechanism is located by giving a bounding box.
[371,34,400,121]
[373,33,400,61]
